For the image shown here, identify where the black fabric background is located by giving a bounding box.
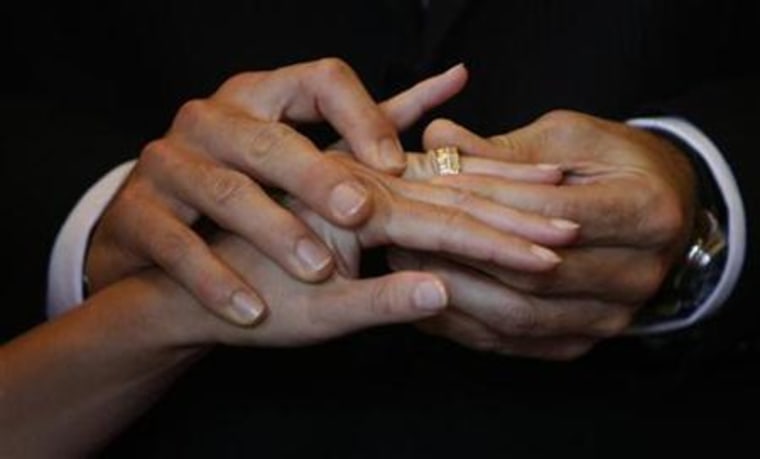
[1,1,759,456]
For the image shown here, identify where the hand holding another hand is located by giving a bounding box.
[142,149,579,348]
[391,112,698,359]
[85,59,468,326]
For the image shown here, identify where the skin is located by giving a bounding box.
[0,63,578,457]
[87,57,419,326]
[86,60,572,324]
[390,114,697,360]
[87,58,697,361]
[0,151,576,459]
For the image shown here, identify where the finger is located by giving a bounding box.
[307,272,449,339]
[451,246,666,304]
[403,151,563,184]
[418,311,596,361]
[168,105,373,227]
[379,64,468,132]
[390,177,580,247]
[424,174,660,245]
[492,335,597,361]
[388,249,632,338]
[145,145,337,282]
[286,199,363,278]
[330,63,469,151]
[368,191,564,272]
[217,58,406,173]
[416,308,505,352]
[109,196,267,325]
[418,118,564,183]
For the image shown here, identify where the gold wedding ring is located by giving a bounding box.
[428,145,462,176]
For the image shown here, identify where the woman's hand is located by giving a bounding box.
[85,61,468,325]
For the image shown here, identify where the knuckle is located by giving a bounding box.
[537,109,585,127]
[615,255,669,303]
[247,122,297,164]
[112,185,142,217]
[427,117,455,133]
[174,99,209,131]
[536,109,591,144]
[590,311,632,337]
[206,170,250,208]
[440,205,468,228]
[139,139,174,172]
[444,187,475,207]
[152,228,196,268]
[368,278,397,317]
[423,118,457,144]
[314,57,353,80]
[633,258,669,299]
[501,304,541,336]
[432,207,473,254]
[220,71,262,93]
[647,191,687,244]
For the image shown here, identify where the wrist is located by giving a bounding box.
[85,272,217,355]
[626,117,745,334]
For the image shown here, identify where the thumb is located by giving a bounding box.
[312,272,449,337]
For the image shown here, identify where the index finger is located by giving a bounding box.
[429,174,661,246]
[216,58,406,173]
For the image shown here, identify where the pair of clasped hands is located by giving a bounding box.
[87,59,696,360]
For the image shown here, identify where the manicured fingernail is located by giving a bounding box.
[227,291,266,325]
[531,245,562,263]
[330,181,369,220]
[445,62,466,74]
[412,280,448,312]
[550,218,580,230]
[296,238,332,273]
[379,137,406,172]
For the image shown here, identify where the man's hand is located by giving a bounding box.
[85,60,467,326]
[153,153,580,347]
[392,112,698,360]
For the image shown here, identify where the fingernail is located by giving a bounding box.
[550,218,580,230]
[412,280,448,312]
[530,245,562,264]
[446,62,466,74]
[296,238,332,273]
[379,137,406,172]
[227,291,266,325]
[330,181,370,220]
[537,163,561,171]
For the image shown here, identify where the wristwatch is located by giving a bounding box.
[633,207,727,327]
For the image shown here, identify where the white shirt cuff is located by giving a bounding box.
[46,161,136,318]
[627,117,747,334]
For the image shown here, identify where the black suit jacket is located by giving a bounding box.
[2,1,759,456]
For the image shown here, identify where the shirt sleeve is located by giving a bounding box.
[46,161,136,318]
[626,117,747,334]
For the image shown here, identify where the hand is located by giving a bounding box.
[391,112,697,360]
[154,153,580,347]
[85,60,467,325]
